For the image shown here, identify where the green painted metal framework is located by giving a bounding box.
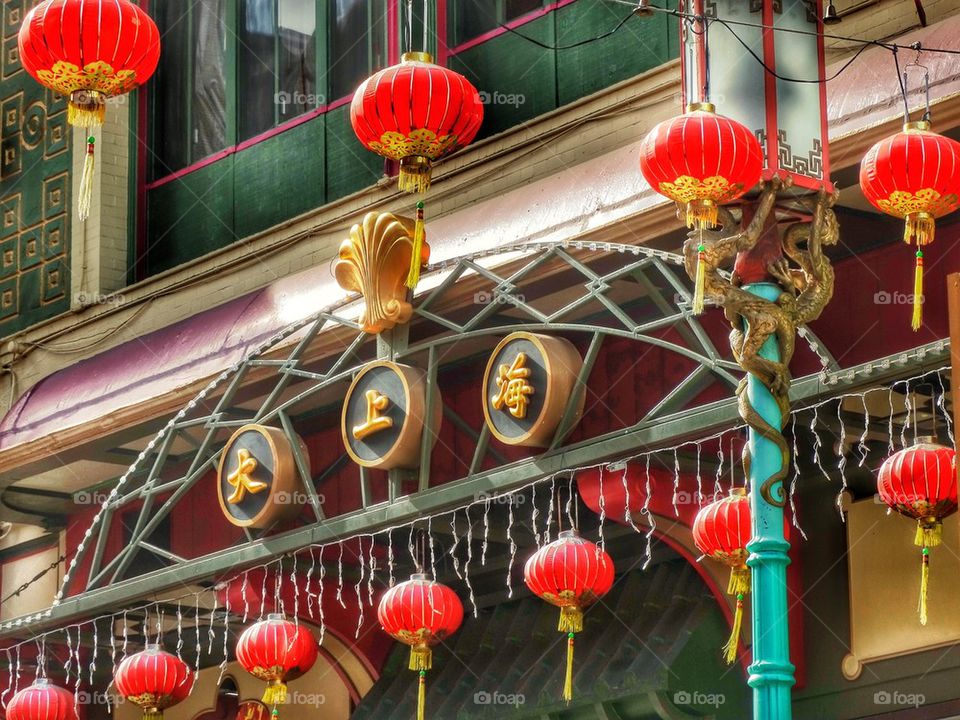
[2,240,948,635]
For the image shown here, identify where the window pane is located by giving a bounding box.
[278,0,317,119]
[193,0,228,159]
[151,0,191,177]
[239,0,278,140]
[151,0,227,177]
[451,1,498,46]
[329,0,388,101]
[504,0,542,21]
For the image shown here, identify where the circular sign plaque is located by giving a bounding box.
[216,424,309,529]
[482,332,584,447]
[341,361,441,469]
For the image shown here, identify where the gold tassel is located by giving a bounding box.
[911,249,924,332]
[723,594,745,665]
[78,136,95,221]
[67,91,106,128]
[692,236,707,315]
[904,212,935,246]
[416,670,426,720]
[399,156,431,193]
[142,709,162,720]
[563,633,575,703]
[727,565,751,596]
[261,680,287,707]
[409,645,432,671]
[919,548,930,626]
[406,201,426,289]
[915,520,942,548]
[558,605,583,634]
[685,199,718,231]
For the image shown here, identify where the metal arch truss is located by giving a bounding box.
[46,241,846,624]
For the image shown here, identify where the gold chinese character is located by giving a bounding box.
[353,389,394,440]
[492,352,535,419]
[226,448,269,503]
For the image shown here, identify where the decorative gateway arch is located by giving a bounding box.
[0,218,956,719]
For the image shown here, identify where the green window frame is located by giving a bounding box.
[446,0,545,47]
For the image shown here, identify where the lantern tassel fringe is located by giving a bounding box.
[727,566,751,597]
[261,680,287,707]
[905,213,935,247]
[67,101,106,129]
[78,136,96,222]
[912,249,924,332]
[409,646,432,672]
[399,157,431,194]
[406,202,426,289]
[914,522,942,548]
[563,633,575,704]
[919,549,930,626]
[558,606,583,634]
[417,670,426,720]
[142,709,162,720]
[723,595,745,665]
[685,200,718,232]
[692,236,707,314]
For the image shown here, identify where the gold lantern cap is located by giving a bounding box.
[401,52,434,64]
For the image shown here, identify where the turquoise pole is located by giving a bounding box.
[743,282,795,720]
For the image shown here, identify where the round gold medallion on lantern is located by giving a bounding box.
[482,332,584,447]
[216,424,309,529]
[341,361,442,470]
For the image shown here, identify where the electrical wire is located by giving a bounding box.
[497,9,637,50]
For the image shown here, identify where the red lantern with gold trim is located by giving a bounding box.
[377,573,463,720]
[639,102,764,313]
[6,679,78,720]
[877,438,957,624]
[692,488,752,665]
[236,614,318,709]
[523,529,614,703]
[114,645,194,720]
[18,0,161,220]
[860,120,960,330]
[350,52,484,195]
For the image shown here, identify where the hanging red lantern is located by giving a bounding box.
[377,572,463,720]
[639,102,764,313]
[18,0,161,220]
[860,120,960,330]
[236,614,318,709]
[692,488,752,664]
[6,679,78,720]
[523,529,614,703]
[114,645,194,720]
[351,52,484,195]
[351,52,483,290]
[877,437,957,625]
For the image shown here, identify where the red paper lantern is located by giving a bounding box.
[523,530,614,702]
[860,120,960,330]
[377,573,463,720]
[350,52,484,194]
[639,103,764,231]
[18,0,161,219]
[692,488,752,664]
[877,438,957,624]
[114,645,194,720]
[6,679,78,720]
[236,614,318,708]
